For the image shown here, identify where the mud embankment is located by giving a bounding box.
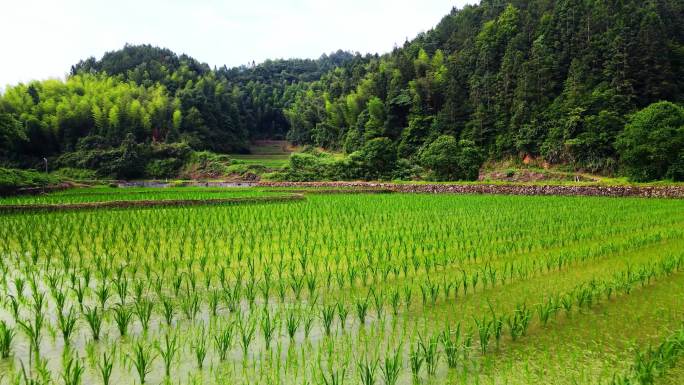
[0,194,304,213]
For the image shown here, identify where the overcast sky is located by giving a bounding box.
[0,0,477,89]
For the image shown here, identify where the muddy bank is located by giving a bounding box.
[258,182,684,198]
[117,181,257,188]
[267,188,394,195]
[0,194,304,213]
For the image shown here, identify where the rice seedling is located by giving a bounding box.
[286,309,301,340]
[319,365,346,385]
[239,317,257,358]
[97,348,115,385]
[213,323,234,362]
[304,311,315,339]
[474,315,493,354]
[83,305,103,341]
[355,298,369,326]
[110,305,132,337]
[134,299,154,332]
[181,293,201,320]
[357,356,379,385]
[610,327,684,384]
[409,341,424,378]
[441,323,461,368]
[337,302,349,330]
[58,307,78,344]
[16,312,44,357]
[95,282,111,308]
[419,334,440,376]
[506,303,532,341]
[321,305,336,336]
[0,320,14,358]
[7,294,20,319]
[161,297,175,326]
[61,351,85,385]
[380,348,402,385]
[193,327,208,369]
[208,290,221,316]
[129,340,156,385]
[260,308,277,350]
[490,312,504,350]
[536,297,558,327]
[157,332,179,377]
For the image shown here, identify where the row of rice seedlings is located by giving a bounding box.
[5,194,677,292]
[0,246,681,376]
[608,326,684,385]
[0,189,276,206]
[1,194,683,383]
[0,249,672,372]
[4,214,678,318]
[398,252,684,382]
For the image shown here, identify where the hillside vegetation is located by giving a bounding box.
[0,0,682,182]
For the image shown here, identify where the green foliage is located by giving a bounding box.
[0,113,27,159]
[279,0,684,179]
[419,135,484,181]
[56,139,192,179]
[616,102,684,181]
[2,0,684,181]
[0,167,60,194]
[178,151,232,178]
[282,152,340,181]
[356,137,397,180]
[145,159,184,179]
[52,168,98,180]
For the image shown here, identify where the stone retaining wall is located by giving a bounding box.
[258,182,684,198]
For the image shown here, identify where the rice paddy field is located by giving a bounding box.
[1,188,684,385]
[0,188,285,206]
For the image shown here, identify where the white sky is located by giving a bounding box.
[0,0,477,89]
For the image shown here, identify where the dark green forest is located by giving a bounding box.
[1,0,683,181]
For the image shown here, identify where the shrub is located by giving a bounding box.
[666,153,684,181]
[56,134,148,179]
[616,101,684,181]
[358,137,397,180]
[419,135,484,181]
[178,151,231,178]
[145,159,183,179]
[0,167,61,194]
[284,152,336,181]
[52,168,98,180]
[392,159,423,181]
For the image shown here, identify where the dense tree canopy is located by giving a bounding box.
[1,0,683,181]
[283,0,683,178]
[419,135,483,181]
[616,102,684,181]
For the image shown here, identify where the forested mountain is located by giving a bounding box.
[71,45,364,141]
[1,0,683,181]
[0,44,364,171]
[285,0,683,174]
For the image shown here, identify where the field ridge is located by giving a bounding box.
[259,182,684,198]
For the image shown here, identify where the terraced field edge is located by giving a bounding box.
[259,182,684,198]
[0,194,305,213]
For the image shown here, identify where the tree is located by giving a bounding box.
[419,135,484,181]
[357,137,397,180]
[0,113,27,159]
[616,101,684,181]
